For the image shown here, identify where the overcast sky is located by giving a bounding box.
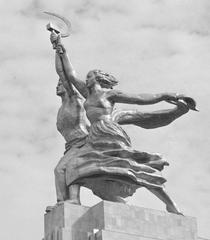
[0,0,210,239]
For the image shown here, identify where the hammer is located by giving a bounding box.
[46,22,63,54]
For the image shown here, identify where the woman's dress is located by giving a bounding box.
[65,112,169,201]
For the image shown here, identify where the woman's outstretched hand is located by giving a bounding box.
[178,96,198,111]
[163,93,198,111]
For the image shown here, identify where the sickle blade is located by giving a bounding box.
[44,11,71,38]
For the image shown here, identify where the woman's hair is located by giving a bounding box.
[88,69,118,89]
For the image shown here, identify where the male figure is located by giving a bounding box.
[52,34,89,204]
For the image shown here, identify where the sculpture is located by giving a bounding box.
[46,13,197,214]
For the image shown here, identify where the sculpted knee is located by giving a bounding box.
[54,166,59,176]
[54,163,65,176]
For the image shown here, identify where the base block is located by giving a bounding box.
[43,201,205,240]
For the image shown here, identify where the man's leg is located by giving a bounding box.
[54,156,69,202]
[68,184,81,205]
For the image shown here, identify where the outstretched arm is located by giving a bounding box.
[107,90,179,105]
[113,101,190,129]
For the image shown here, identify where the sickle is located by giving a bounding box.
[44,11,71,38]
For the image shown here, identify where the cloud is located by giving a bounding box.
[1,0,210,239]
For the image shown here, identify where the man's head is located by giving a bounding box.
[56,78,66,96]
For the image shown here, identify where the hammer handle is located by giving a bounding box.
[56,34,64,54]
[50,30,63,54]
[52,42,57,49]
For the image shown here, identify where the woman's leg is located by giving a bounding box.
[147,187,183,215]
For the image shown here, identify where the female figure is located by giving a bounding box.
[51,33,196,214]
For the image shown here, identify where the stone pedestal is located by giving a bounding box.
[44,201,200,240]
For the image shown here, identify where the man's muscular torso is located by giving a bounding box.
[57,92,89,144]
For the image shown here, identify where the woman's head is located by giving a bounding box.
[86,70,118,89]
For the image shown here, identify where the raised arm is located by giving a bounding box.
[107,90,179,105]
[49,31,74,96]
[55,37,88,98]
[55,51,75,96]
